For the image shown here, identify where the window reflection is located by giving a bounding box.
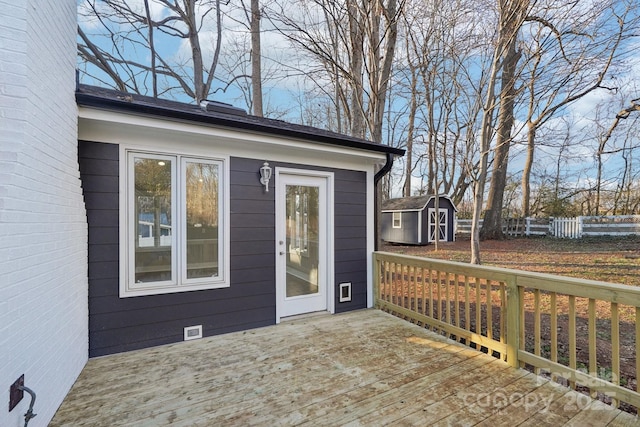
[134,158,172,283]
[286,185,319,297]
[186,162,219,279]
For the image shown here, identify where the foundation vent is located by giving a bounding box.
[184,325,203,341]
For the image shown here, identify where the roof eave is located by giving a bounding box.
[75,91,405,157]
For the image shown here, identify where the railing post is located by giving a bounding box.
[506,276,520,368]
[373,252,380,308]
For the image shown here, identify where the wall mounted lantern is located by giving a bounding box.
[259,161,272,192]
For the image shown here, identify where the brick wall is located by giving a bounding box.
[0,1,88,425]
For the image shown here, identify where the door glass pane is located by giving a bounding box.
[134,157,172,282]
[185,161,219,279]
[286,185,319,297]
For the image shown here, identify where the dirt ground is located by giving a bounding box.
[381,235,640,413]
[381,235,640,286]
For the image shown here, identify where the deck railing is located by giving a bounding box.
[373,251,640,411]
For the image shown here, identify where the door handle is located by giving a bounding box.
[279,251,285,255]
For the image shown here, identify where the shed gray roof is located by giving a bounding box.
[76,84,405,157]
[382,195,457,212]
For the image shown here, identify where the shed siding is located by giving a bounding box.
[381,211,419,244]
[80,143,368,356]
[382,196,456,244]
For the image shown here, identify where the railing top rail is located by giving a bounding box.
[374,251,640,306]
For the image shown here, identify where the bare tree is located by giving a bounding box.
[471,0,532,263]
[265,0,403,142]
[595,97,640,214]
[399,0,488,202]
[519,0,639,217]
[479,0,531,242]
[78,0,224,102]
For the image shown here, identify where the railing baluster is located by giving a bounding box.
[465,276,471,333]
[446,273,451,331]
[487,280,493,342]
[407,264,412,311]
[500,283,506,359]
[569,295,577,389]
[612,302,620,408]
[436,270,442,328]
[375,258,381,304]
[637,307,640,397]
[455,274,461,330]
[393,262,399,307]
[534,289,541,376]
[550,292,558,382]
[475,277,481,338]
[388,262,393,305]
[400,262,406,309]
[588,298,597,399]
[409,265,415,312]
[421,267,426,319]
[429,268,434,327]
[413,267,420,312]
[519,287,525,368]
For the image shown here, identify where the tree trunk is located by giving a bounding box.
[402,68,418,197]
[250,0,263,116]
[480,40,519,240]
[185,0,206,102]
[143,0,158,97]
[370,0,398,144]
[521,122,535,217]
[471,53,501,265]
[347,0,365,139]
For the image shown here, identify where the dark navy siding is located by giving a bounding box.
[80,142,369,356]
[333,169,368,312]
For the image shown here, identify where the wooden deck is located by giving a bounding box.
[51,310,637,426]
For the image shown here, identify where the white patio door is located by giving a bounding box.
[276,170,332,321]
[428,208,448,242]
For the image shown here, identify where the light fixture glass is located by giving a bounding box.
[259,161,272,192]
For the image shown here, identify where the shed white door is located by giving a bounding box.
[428,208,448,242]
[276,171,331,321]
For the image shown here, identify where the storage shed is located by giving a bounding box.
[381,195,457,245]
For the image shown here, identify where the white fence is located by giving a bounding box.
[456,215,640,239]
[552,217,582,239]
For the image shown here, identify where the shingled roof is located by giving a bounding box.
[76,84,405,157]
[382,195,457,211]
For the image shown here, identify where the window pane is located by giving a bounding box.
[185,161,219,279]
[286,185,319,297]
[393,212,401,228]
[134,157,173,283]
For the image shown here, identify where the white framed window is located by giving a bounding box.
[122,150,228,297]
[392,211,402,228]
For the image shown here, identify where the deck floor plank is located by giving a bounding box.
[50,309,638,426]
